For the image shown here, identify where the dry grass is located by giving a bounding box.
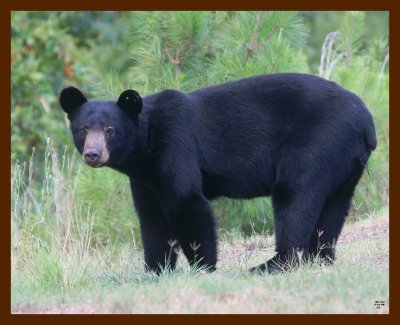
[12,210,389,314]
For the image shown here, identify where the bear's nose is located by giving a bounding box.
[84,149,101,165]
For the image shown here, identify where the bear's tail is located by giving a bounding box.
[365,120,378,150]
[360,113,377,167]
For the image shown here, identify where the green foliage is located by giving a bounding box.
[128,11,215,92]
[204,11,309,84]
[213,197,274,235]
[302,11,388,71]
[12,12,86,162]
[75,167,138,245]
[11,11,135,164]
[128,11,309,93]
[11,11,389,249]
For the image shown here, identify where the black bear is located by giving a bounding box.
[59,73,377,274]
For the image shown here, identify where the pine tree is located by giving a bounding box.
[124,11,309,95]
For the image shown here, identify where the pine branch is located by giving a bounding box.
[243,13,263,64]
[378,53,389,79]
[319,31,346,80]
[161,22,196,88]
[164,44,181,68]
[269,28,283,73]
[163,40,182,88]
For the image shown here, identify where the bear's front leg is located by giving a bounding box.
[131,179,179,274]
[160,193,218,272]
[150,117,218,272]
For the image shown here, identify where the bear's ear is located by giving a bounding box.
[59,87,87,115]
[117,89,142,120]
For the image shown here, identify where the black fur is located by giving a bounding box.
[117,89,143,120]
[59,86,87,116]
[60,73,377,274]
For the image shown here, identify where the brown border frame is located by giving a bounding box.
[3,1,397,323]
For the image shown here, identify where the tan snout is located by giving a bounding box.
[83,131,110,167]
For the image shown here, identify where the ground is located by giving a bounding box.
[12,210,389,314]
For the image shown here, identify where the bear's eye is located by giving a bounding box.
[105,126,115,137]
[79,125,89,137]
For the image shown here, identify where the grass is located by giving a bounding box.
[11,208,389,314]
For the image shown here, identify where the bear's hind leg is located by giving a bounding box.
[308,192,352,264]
[308,162,364,264]
[250,181,326,274]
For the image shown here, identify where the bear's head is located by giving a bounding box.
[59,86,142,168]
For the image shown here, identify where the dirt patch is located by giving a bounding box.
[338,218,389,244]
[14,302,113,314]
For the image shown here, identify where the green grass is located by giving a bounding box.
[11,209,389,314]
